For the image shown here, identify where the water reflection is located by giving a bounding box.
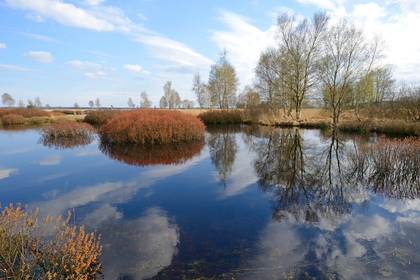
[85,207,179,280]
[207,126,238,188]
[100,140,205,167]
[38,135,95,149]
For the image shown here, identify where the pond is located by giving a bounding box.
[1,125,420,279]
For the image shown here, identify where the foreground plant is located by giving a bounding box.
[0,203,102,279]
[99,109,205,145]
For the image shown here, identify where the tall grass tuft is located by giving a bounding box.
[1,114,25,125]
[198,110,244,124]
[349,135,420,199]
[99,109,205,145]
[39,121,95,139]
[0,203,102,279]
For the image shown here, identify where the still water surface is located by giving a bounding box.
[1,125,420,279]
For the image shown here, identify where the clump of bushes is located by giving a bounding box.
[338,119,420,135]
[0,203,102,279]
[0,108,50,118]
[198,110,244,124]
[1,114,25,125]
[28,116,48,125]
[38,121,95,139]
[84,109,121,125]
[99,109,205,144]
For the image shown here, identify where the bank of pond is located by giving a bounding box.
[2,123,420,279]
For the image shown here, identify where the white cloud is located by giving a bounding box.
[5,0,115,31]
[24,51,54,63]
[83,0,105,6]
[137,12,147,21]
[296,0,338,10]
[0,43,6,49]
[66,60,102,70]
[97,70,106,75]
[0,168,18,180]
[123,64,142,72]
[26,13,44,22]
[211,11,277,86]
[134,35,214,74]
[0,64,34,71]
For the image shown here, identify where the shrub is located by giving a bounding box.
[38,121,96,139]
[99,109,206,145]
[198,110,244,124]
[29,116,48,124]
[0,108,50,118]
[0,203,102,279]
[84,109,121,125]
[39,135,95,150]
[1,114,25,125]
[100,139,205,166]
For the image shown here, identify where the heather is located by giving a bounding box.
[100,139,205,167]
[198,109,244,124]
[99,109,205,144]
[38,121,95,139]
[0,203,102,279]
[1,114,25,125]
[84,109,121,125]
[0,108,50,118]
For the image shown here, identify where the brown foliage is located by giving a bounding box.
[99,109,205,144]
[0,108,50,118]
[0,203,102,279]
[1,114,25,125]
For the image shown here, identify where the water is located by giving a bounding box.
[1,125,420,279]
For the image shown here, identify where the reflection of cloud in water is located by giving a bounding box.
[218,143,258,198]
[35,154,62,165]
[92,207,179,280]
[0,168,18,180]
[32,152,209,219]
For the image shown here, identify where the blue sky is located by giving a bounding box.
[1,0,420,108]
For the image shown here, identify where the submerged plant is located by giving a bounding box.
[0,203,102,279]
[99,109,205,145]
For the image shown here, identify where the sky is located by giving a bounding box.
[1,0,420,108]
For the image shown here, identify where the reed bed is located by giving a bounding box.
[99,109,205,145]
[198,110,244,124]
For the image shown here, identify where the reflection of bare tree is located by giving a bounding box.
[251,128,358,225]
[100,139,205,167]
[206,126,238,188]
[38,135,94,150]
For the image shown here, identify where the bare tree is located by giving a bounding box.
[34,97,42,108]
[208,51,239,109]
[18,100,25,108]
[95,98,101,109]
[2,93,15,107]
[74,102,80,110]
[192,72,210,108]
[161,81,180,109]
[140,91,152,109]
[319,19,381,124]
[277,11,329,119]
[182,99,194,109]
[88,100,94,109]
[127,97,135,109]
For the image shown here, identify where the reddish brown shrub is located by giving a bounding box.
[84,109,122,125]
[0,108,50,118]
[99,109,206,144]
[38,121,95,139]
[1,114,25,125]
